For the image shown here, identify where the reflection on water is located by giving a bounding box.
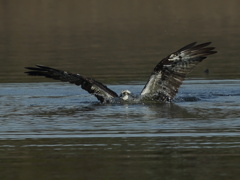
[0,137,240,180]
[0,80,240,179]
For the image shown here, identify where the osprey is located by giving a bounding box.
[25,42,217,103]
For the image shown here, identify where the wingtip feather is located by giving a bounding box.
[178,42,197,52]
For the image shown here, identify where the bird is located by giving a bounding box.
[25,42,217,103]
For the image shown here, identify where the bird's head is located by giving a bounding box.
[120,90,132,100]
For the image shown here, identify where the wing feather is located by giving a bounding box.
[25,65,118,103]
[140,42,217,101]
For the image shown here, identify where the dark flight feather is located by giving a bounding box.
[25,65,118,103]
[140,42,217,101]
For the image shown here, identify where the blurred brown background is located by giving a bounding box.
[0,0,239,83]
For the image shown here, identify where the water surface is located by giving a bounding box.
[0,80,240,179]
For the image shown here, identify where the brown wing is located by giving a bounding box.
[25,65,118,103]
[140,42,217,101]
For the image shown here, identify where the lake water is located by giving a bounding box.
[1,80,240,179]
[0,1,240,180]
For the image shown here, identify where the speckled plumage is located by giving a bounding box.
[25,42,217,103]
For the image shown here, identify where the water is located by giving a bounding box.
[1,80,240,139]
[0,80,240,179]
[1,0,240,179]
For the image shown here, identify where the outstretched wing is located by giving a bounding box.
[25,65,118,103]
[140,42,217,102]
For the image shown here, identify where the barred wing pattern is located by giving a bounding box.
[140,42,217,101]
[25,65,118,103]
